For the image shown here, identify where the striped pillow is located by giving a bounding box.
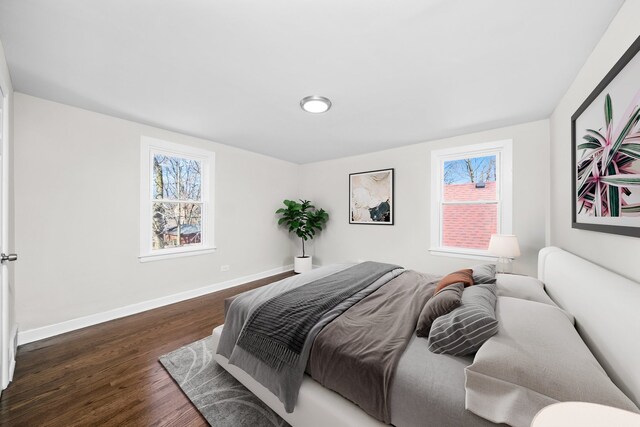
[427,283,498,356]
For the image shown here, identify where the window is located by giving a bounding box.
[139,137,215,262]
[430,140,512,258]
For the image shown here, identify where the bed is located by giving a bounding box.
[211,247,640,426]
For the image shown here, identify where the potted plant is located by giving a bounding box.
[276,199,329,273]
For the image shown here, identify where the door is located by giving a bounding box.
[0,86,5,389]
[0,84,16,391]
[0,85,4,389]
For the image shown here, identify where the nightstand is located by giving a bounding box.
[532,402,640,427]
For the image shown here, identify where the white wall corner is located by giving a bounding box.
[17,265,292,346]
[544,119,552,247]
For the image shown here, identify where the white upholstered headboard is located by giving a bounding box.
[538,247,640,407]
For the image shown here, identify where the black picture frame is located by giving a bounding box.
[571,34,640,238]
[349,168,394,225]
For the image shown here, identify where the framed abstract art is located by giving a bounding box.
[349,168,394,225]
[572,35,640,237]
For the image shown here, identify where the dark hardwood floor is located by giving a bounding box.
[0,271,294,427]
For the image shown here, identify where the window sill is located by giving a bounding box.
[429,247,499,261]
[139,246,217,263]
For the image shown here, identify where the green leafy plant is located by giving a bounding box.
[577,93,640,217]
[276,199,329,257]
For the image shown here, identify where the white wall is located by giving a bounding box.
[14,93,299,332]
[549,0,640,283]
[299,120,549,277]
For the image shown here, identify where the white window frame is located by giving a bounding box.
[429,139,513,259]
[139,136,216,262]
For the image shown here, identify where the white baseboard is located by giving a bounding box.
[17,265,293,346]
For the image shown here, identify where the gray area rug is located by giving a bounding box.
[160,336,289,427]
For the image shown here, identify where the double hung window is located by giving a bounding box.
[430,140,512,258]
[139,137,215,262]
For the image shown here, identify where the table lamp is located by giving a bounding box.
[488,234,520,273]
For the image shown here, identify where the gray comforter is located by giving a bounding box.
[308,270,437,423]
[235,262,401,371]
[216,264,404,412]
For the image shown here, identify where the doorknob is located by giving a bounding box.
[1,253,17,263]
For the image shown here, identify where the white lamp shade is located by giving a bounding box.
[488,234,521,258]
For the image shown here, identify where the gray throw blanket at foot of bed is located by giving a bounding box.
[235,261,401,370]
[308,270,439,423]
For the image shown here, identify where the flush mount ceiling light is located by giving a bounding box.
[300,95,332,113]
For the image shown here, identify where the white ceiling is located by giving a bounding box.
[0,1,624,163]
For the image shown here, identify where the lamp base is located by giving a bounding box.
[496,257,513,274]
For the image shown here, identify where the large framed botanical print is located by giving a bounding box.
[349,168,394,225]
[572,35,640,237]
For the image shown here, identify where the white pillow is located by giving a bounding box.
[496,273,574,324]
[465,297,638,427]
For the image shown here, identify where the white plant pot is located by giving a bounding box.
[294,256,313,274]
